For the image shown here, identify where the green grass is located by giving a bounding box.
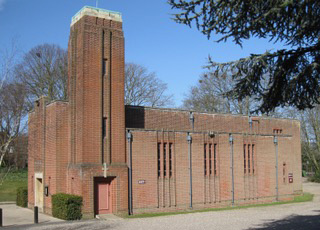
[127,193,314,219]
[292,192,314,202]
[0,169,28,202]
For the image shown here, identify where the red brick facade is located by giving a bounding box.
[28,6,302,217]
[126,106,302,213]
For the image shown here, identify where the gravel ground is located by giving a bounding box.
[9,181,320,230]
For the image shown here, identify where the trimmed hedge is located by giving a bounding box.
[52,193,83,220]
[16,187,28,207]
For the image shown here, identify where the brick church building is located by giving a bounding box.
[28,6,302,218]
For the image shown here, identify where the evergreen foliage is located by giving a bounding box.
[52,193,83,220]
[310,171,320,183]
[169,0,320,113]
[16,187,27,207]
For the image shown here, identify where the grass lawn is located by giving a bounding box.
[127,193,314,219]
[0,169,28,202]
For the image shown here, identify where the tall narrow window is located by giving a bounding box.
[248,144,251,173]
[157,143,161,178]
[169,143,173,178]
[163,143,167,177]
[252,144,255,174]
[103,59,108,76]
[209,144,212,175]
[214,144,217,175]
[244,144,246,174]
[283,162,286,183]
[102,118,107,138]
[204,144,207,176]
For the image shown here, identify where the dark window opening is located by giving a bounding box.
[209,144,212,175]
[169,143,173,178]
[283,162,286,183]
[252,144,255,174]
[102,118,107,138]
[273,128,283,134]
[244,144,246,174]
[214,144,217,175]
[248,144,251,173]
[163,143,167,177]
[204,144,207,176]
[157,143,161,178]
[103,59,108,76]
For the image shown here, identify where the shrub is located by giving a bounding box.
[302,170,307,177]
[52,193,83,220]
[310,171,320,183]
[16,187,28,207]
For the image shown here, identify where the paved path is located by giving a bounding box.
[0,204,62,228]
[4,181,320,230]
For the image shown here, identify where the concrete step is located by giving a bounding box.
[96,214,122,221]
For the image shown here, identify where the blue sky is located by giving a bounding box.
[0,0,285,107]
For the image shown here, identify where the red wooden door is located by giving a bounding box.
[97,182,112,214]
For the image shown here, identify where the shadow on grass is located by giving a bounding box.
[248,210,320,230]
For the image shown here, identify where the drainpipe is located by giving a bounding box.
[189,112,194,130]
[41,98,47,213]
[187,133,193,209]
[127,131,133,215]
[229,134,234,206]
[274,135,279,201]
[101,29,105,164]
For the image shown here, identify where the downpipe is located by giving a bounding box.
[274,136,279,201]
[127,131,133,215]
[229,134,234,206]
[187,133,193,209]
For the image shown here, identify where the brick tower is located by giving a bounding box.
[67,6,127,217]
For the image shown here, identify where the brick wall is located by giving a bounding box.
[126,106,302,214]
[28,98,69,213]
[28,97,46,210]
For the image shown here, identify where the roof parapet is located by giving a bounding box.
[71,6,122,27]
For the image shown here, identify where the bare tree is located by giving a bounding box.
[0,40,19,91]
[15,48,173,109]
[280,106,320,180]
[299,108,320,174]
[183,71,255,114]
[125,63,174,107]
[0,82,27,168]
[0,39,25,172]
[15,44,68,109]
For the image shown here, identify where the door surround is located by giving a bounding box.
[34,172,44,211]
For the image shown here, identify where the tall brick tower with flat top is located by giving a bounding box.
[67,6,127,216]
[28,6,128,217]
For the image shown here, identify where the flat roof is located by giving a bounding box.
[71,6,122,26]
[125,105,300,122]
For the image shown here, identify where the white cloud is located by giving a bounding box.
[0,0,6,11]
